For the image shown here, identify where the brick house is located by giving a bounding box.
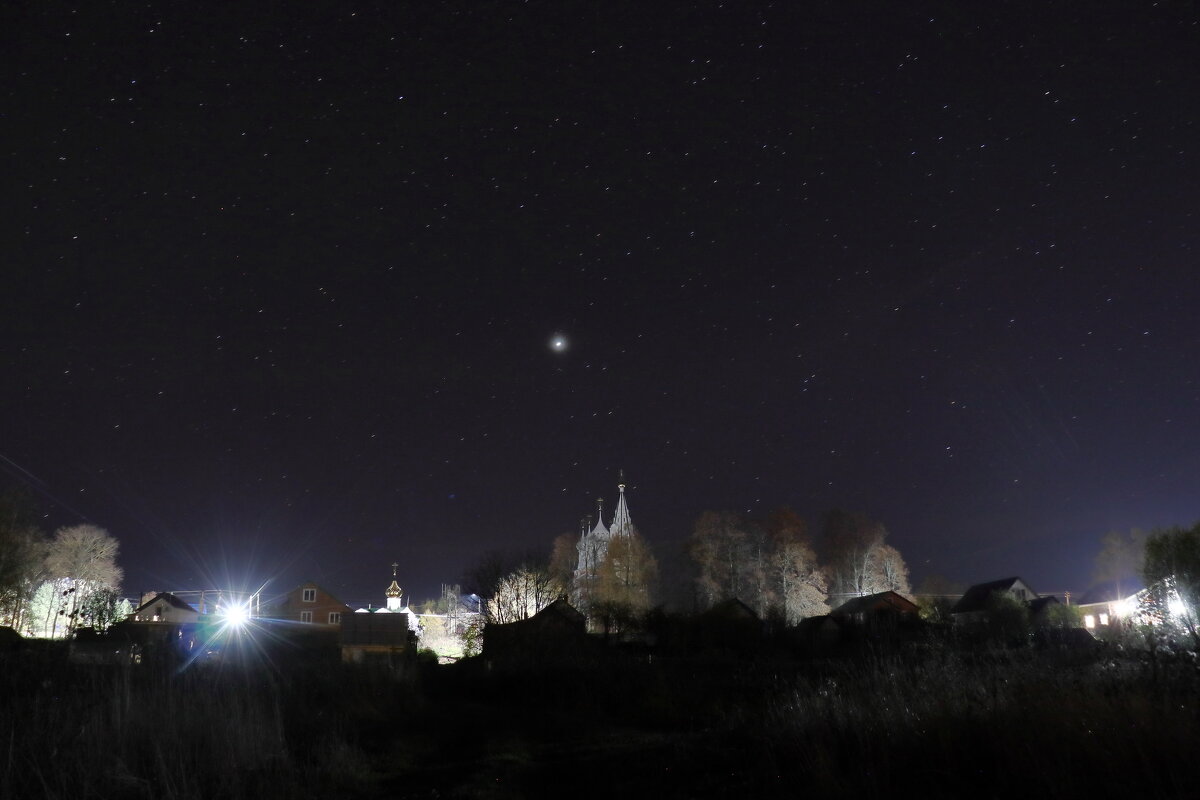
[263,581,352,626]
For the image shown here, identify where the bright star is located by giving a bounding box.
[550,334,568,352]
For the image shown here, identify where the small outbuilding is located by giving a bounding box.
[482,598,590,669]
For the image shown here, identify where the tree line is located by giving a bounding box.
[461,505,912,630]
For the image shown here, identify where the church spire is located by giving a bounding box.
[610,470,633,537]
[385,561,403,610]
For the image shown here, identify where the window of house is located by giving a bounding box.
[1099,613,1109,626]
[300,611,313,623]
[329,612,341,624]
[302,588,316,602]
[1084,615,1096,629]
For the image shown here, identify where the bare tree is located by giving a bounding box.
[874,543,912,595]
[765,508,827,622]
[43,524,123,635]
[773,538,828,623]
[485,566,564,624]
[822,510,911,597]
[688,511,752,609]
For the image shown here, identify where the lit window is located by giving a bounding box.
[329,612,341,624]
[1084,615,1096,629]
[302,588,316,602]
[300,611,313,624]
[1099,613,1109,626]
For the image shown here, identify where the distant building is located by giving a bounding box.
[262,581,352,626]
[1076,580,1144,632]
[830,590,920,625]
[130,592,200,624]
[340,565,422,665]
[950,577,1038,623]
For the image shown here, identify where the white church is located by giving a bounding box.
[572,474,635,608]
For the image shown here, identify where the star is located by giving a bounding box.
[550,334,569,353]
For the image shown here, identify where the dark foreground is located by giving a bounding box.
[2,639,1197,799]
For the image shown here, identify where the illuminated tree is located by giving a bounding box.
[772,538,828,623]
[874,543,912,595]
[822,510,911,597]
[77,587,132,632]
[592,528,657,630]
[485,566,564,624]
[765,508,827,622]
[1142,523,1200,650]
[548,531,579,588]
[0,489,47,630]
[42,524,123,636]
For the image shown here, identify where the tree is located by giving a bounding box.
[772,538,828,623]
[0,489,47,630]
[689,508,833,621]
[42,524,123,636]
[764,508,827,623]
[821,509,911,598]
[548,531,578,588]
[914,574,965,623]
[688,511,755,610]
[77,587,131,632]
[484,566,564,624]
[592,528,657,630]
[874,543,912,595]
[1142,523,1200,650]
[984,590,1031,647]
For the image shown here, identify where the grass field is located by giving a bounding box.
[3,636,1198,799]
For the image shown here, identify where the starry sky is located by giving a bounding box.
[5,1,1199,606]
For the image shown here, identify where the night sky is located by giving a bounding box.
[5,2,1199,606]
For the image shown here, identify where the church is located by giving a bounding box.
[572,474,635,609]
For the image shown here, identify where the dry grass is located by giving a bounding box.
[3,638,1198,798]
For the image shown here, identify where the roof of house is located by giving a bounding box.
[699,597,760,622]
[529,597,587,627]
[830,591,919,618]
[950,577,1030,615]
[132,592,197,615]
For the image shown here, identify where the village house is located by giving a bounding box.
[262,581,352,626]
[130,592,201,624]
[950,577,1039,624]
[1075,580,1144,634]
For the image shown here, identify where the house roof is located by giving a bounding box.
[132,592,195,618]
[532,597,586,626]
[950,577,1030,614]
[699,597,760,622]
[830,591,919,617]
